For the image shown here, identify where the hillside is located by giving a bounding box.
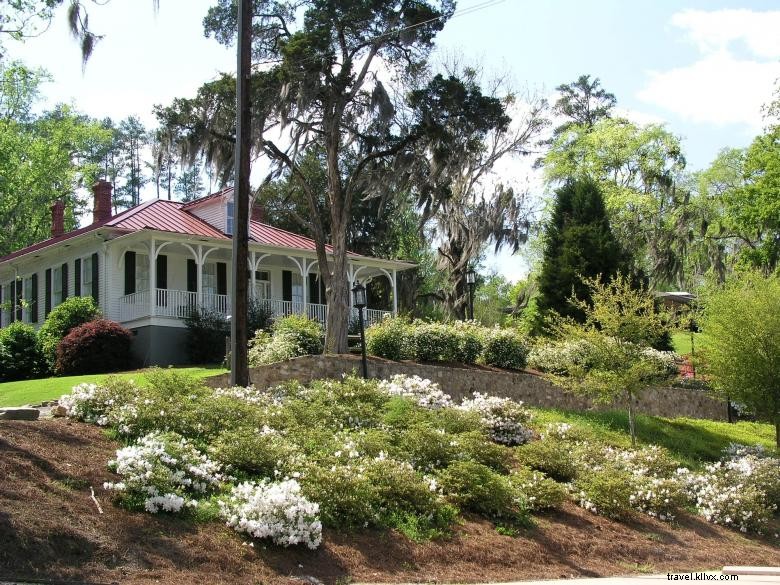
[2,418,778,585]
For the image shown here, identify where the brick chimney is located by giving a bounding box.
[50,200,65,238]
[92,179,113,224]
[251,202,265,223]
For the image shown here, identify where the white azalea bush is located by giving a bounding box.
[459,392,534,446]
[527,339,595,374]
[220,479,322,549]
[59,379,139,427]
[378,374,454,409]
[103,431,227,513]
[683,448,780,533]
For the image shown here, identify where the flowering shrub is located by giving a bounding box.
[683,452,780,532]
[515,438,578,483]
[438,460,528,524]
[220,479,322,549]
[628,476,687,521]
[482,329,529,370]
[574,467,635,520]
[409,322,460,362]
[450,320,485,364]
[365,317,412,361]
[459,392,533,446]
[60,379,139,430]
[510,468,568,511]
[103,432,226,513]
[210,427,298,479]
[527,339,595,374]
[378,374,454,409]
[55,319,134,375]
[639,347,679,376]
[248,315,323,365]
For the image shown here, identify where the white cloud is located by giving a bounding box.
[670,9,780,59]
[637,9,780,132]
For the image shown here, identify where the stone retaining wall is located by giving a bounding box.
[205,354,728,421]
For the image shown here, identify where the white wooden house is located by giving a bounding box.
[0,181,413,365]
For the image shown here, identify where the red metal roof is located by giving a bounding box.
[0,195,363,263]
[109,200,227,239]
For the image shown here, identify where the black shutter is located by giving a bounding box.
[308,273,319,304]
[61,263,68,301]
[91,252,99,303]
[187,259,197,292]
[124,251,136,295]
[15,280,22,321]
[31,273,38,323]
[156,255,168,289]
[74,258,81,296]
[282,270,292,302]
[217,262,227,296]
[45,268,52,316]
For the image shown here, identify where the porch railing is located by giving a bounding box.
[117,288,392,327]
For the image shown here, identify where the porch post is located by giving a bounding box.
[149,237,156,317]
[250,251,256,300]
[196,244,203,307]
[392,269,398,316]
[301,257,307,319]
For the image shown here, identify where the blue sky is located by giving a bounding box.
[5,0,780,280]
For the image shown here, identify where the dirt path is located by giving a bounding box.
[1,419,778,585]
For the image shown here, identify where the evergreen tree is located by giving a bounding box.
[536,178,628,323]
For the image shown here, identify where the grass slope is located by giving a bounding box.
[0,366,228,407]
[531,407,776,468]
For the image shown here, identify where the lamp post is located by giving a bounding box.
[465,269,476,321]
[352,281,368,379]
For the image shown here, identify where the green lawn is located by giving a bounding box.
[671,331,702,356]
[531,407,777,468]
[0,366,228,407]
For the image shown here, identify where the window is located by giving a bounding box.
[226,200,234,235]
[136,254,149,293]
[291,272,303,305]
[203,262,217,295]
[53,267,62,307]
[82,255,93,298]
[23,277,33,323]
[252,270,271,299]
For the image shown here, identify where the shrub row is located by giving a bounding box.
[0,297,132,380]
[366,318,530,370]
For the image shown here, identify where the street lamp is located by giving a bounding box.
[352,281,369,379]
[465,269,476,321]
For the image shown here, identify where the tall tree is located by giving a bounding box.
[162,0,510,352]
[115,116,147,208]
[425,63,548,318]
[174,159,206,202]
[536,178,628,323]
[551,74,616,137]
[701,272,780,447]
[0,61,112,254]
[544,117,686,285]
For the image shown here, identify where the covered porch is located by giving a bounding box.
[109,232,404,328]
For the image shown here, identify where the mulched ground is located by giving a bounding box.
[1,419,778,585]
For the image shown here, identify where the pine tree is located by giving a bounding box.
[536,178,628,322]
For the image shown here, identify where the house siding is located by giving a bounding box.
[188,199,226,234]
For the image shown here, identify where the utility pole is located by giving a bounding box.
[230,0,252,386]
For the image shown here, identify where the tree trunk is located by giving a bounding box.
[325,222,349,353]
[775,416,779,449]
[627,392,636,447]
